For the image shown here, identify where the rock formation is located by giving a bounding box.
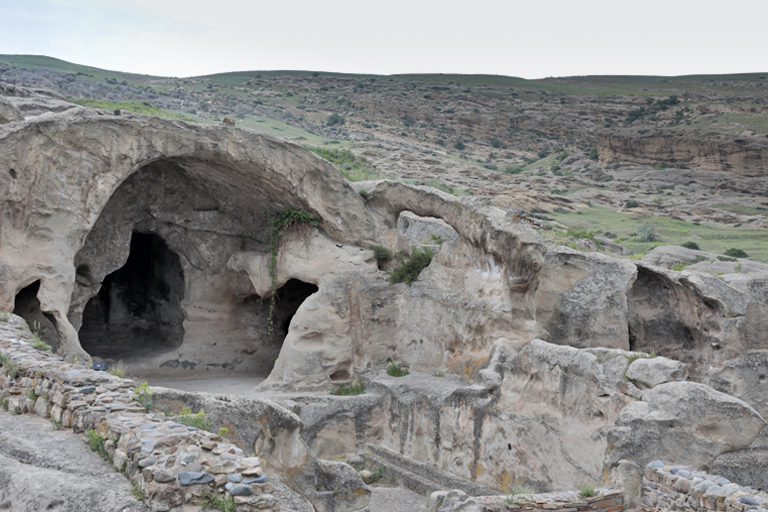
[2,90,768,507]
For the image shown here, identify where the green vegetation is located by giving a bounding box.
[86,429,110,461]
[725,248,748,258]
[179,407,212,430]
[218,427,230,439]
[712,203,767,216]
[361,464,387,484]
[626,351,658,364]
[109,360,126,378]
[303,145,379,181]
[390,246,434,285]
[134,382,155,412]
[0,312,9,322]
[588,148,599,161]
[26,388,37,401]
[387,360,409,377]
[130,484,144,501]
[326,113,346,126]
[71,99,197,122]
[671,256,706,271]
[358,189,369,199]
[503,478,538,503]
[430,234,443,245]
[547,206,768,260]
[579,483,597,498]
[454,140,466,150]
[681,241,700,250]
[197,489,236,512]
[267,209,321,334]
[330,378,365,396]
[30,321,51,351]
[624,199,640,208]
[371,244,392,261]
[635,224,660,243]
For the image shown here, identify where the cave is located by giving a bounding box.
[79,232,185,361]
[13,280,60,350]
[273,278,319,337]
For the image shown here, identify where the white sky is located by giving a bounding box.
[1,0,767,79]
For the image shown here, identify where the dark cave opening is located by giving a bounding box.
[274,278,318,336]
[79,232,185,361]
[13,280,61,351]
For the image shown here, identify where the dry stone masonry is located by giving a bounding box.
[642,461,768,512]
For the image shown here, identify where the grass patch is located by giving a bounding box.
[86,429,110,461]
[197,489,236,512]
[304,145,380,181]
[626,351,657,364]
[712,203,767,216]
[387,360,409,377]
[71,99,197,122]
[109,360,126,378]
[330,378,365,396]
[549,206,768,260]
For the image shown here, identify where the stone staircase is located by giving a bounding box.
[365,445,501,497]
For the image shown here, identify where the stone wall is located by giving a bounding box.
[429,487,624,512]
[641,461,768,512]
[0,314,369,512]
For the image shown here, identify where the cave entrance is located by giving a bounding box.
[79,232,185,362]
[13,280,60,351]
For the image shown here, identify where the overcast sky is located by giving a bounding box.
[1,0,766,79]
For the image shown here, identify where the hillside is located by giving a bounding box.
[2,54,768,260]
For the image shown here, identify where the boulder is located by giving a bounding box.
[535,247,637,349]
[606,381,765,472]
[707,352,768,417]
[625,356,687,390]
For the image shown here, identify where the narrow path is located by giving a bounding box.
[0,411,148,512]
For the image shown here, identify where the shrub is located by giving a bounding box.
[724,248,748,258]
[454,140,466,150]
[197,489,236,512]
[371,244,392,261]
[326,113,345,126]
[390,247,434,285]
[134,382,155,412]
[681,241,700,250]
[179,407,211,430]
[330,379,365,396]
[361,464,386,484]
[636,224,659,242]
[387,361,409,377]
[625,199,639,208]
[30,321,51,351]
[490,138,502,148]
[588,148,599,161]
[86,429,110,461]
[579,483,597,498]
[218,427,231,438]
[0,312,9,322]
[431,234,443,245]
[537,150,549,159]
[358,189,369,199]
[503,165,525,174]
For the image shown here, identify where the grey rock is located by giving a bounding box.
[178,472,214,485]
[138,456,156,468]
[229,484,253,496]
[608,382,765,472]
[243,475,267,484]
[228,474,242,483]
[180,454,195,465]
[650,460,665,468]
[627,356,687,390]
[153,470,174,483]
[741,497,760,506]
[79,386,96,394]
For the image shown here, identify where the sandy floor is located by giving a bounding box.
[146,372,266,397]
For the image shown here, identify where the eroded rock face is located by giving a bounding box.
[534,248,637,349]
[597,128,768,176]
[606,382,765,472]
[0,107,546,390]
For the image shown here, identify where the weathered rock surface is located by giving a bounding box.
[606,382,765,472]
[0,413,148,512]
[625,356,687,390]
[535,247,637,349]
[597,128,768,176]
[642,245,768,276]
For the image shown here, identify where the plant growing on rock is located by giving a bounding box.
[387,360,409,377]
[267,209,321,335]
[134,382,155,412]
[198,489,236,512]
[0,312,9,322]
[86,429,110,461]
[179,407,211,430]
[330,378,365,396]
[724,248,748,258]
[30,321,51,351]
[371,244,392,262]
[390,246,434,285]
[579,483,597,498]
[109,360,125,378]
